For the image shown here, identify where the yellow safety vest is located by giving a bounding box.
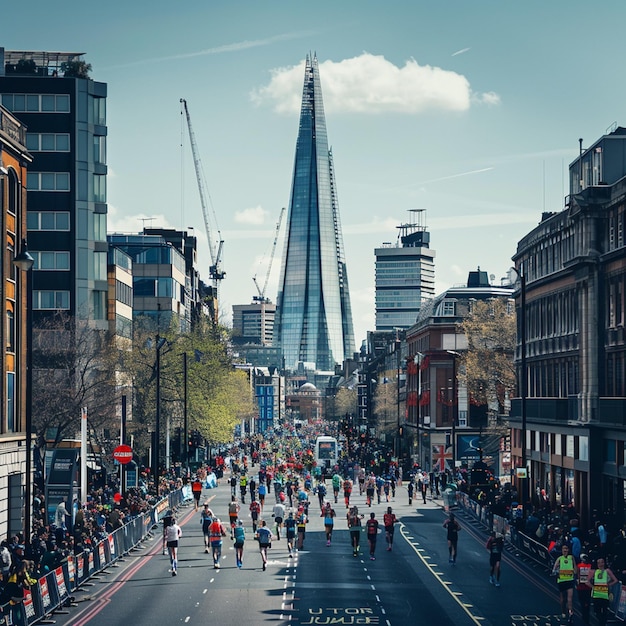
[557,555,575,583]
[592,569,610,600]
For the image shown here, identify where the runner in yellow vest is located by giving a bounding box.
[551,544,576,623]
[588,556,618,626]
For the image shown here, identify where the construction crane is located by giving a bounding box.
[253,206,286,303]
[180,99,225,290]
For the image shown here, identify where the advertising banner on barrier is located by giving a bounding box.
[24,588,36,622]
[88,550,95,574]
[108,534,116,558]
[40,576,52,614]
[55,566,68,603]
[67,556,75,587]
[97,542,106,566]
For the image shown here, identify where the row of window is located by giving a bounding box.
[27,211,70,231]
[1,93,70,113]
[26,133,70,152]
[27,172,70,191]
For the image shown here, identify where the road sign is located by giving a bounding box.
[113,444,133,465]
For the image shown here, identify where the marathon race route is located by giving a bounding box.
[52,482,571,626]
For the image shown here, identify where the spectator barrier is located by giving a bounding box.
[0,486,192,625]
[454,490,625,621]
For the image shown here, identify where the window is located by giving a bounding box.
[27,172,70,191]
[27,211,70,231]
[33,290,70,310]
[7,373,15,432]
[93,136,106,164]
[1,93,70,113]
[94,214,106,241]
[31,251,70,270]
[578,436,588,462]
[93,174,106,202]
[441,300,456,316]
[93,290,106,320]
[94,252,107,280]
[6,304,14,352]
[25,133,70,152]
[93,97,106,125]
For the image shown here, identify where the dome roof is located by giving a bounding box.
[299,382,318,392]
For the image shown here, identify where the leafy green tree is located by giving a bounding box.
[458,298,516,414]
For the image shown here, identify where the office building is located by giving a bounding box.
[232,301,276,347]
[510,126,626,526]
[274,54,355,372]
[0,49,108,329]
[375,209,435,331]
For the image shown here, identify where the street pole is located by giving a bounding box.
[13,239,34,544]
[520,272,528,512]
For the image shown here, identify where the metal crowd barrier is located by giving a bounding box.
[455,490,625,621]
[0,486,193,626]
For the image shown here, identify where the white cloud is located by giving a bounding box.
[473,90,501,106]
[252,52,499,115]
[234,205,268,225]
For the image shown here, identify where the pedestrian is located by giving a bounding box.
[296,507,308,549]
[577,553,592,625]
[256,520,272,571]
[162,509,174,555]
[258,481,267,510]
[272,500,285,540]
[229,474,237,498]
[191,476,203,511]
[332,473,342,503]
[343,478,353,509]
[317,482,327,509]
[588,556,618,626]
[228,496,240,538]
[443,512,461,564]
[366,477,375,507]
[200,504,213,553]
[249,476,257,502]
[407,480,414,506]
[164,516,182,576]
[366,512,379,561]
[233,520,246,569]
[552,543,576,623]
[209,516,227,569]
[249,497,261,532]
[347,506,364,557]
[486,531,504,587]
[383,507,398,551]
[239,474,248,504]
[284,511,297,557]
[321,502,336,546]
[421,474,430,503]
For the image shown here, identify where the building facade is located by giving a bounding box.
[0,104,32,538]
[0,49,108,330]
[510,126,626,528]
[375,210,435,332]
[232,301,276,347]
[406,269,514,472]
[274,54,355,372]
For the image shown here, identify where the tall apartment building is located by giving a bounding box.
[0,104,31,539]
[375,210,435,331]
[232,301,276,346]
[510,126,626,527]
[0,50,108,329]
[274,54,355,372]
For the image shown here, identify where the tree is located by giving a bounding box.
[334,387,357,419]
[31,313,119,451]
[61,60,92,79]
[458,298,516,414]
[373,378,398,437]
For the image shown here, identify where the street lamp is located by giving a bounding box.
[151,335,167,484]
[13,239,34,544]
[510,266,528,511]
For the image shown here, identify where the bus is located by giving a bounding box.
[314,436,338,474]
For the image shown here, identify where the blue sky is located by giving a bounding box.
[5,1,626,346]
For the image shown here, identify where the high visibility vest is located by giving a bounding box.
[557,555,575,583]
[592,569,610,600]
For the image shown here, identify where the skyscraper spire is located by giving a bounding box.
[274,55,355,371]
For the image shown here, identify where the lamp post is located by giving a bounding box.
[511,266,527,512]
[13,239,34,544]
[447,350,460,474]
[151,335,167,484]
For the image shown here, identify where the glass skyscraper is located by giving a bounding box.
[274,54,355,372]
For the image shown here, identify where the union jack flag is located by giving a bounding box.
[432,444,452,472]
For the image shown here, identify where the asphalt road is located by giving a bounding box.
[52,481,574,626]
